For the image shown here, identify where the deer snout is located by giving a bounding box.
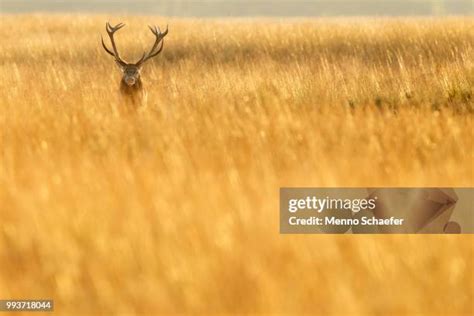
[124,77,136,86]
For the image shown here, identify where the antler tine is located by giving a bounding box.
[136,24,169,66]
[107,22,125,32]
[102,22,127,66]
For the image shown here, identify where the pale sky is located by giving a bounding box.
[1,0,473,16]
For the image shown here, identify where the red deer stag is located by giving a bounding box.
[101,22,168,104]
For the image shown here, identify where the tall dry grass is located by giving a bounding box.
[0,15,473,315]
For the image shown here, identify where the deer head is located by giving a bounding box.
[101,22,169,87]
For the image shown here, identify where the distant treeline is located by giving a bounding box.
[2,0,474,16]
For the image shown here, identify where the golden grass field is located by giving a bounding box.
[0,15,473,315]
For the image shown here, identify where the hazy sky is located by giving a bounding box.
[1,0,473,17]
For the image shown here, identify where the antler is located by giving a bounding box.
[136,25,169,66]
[101,22,127,67]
